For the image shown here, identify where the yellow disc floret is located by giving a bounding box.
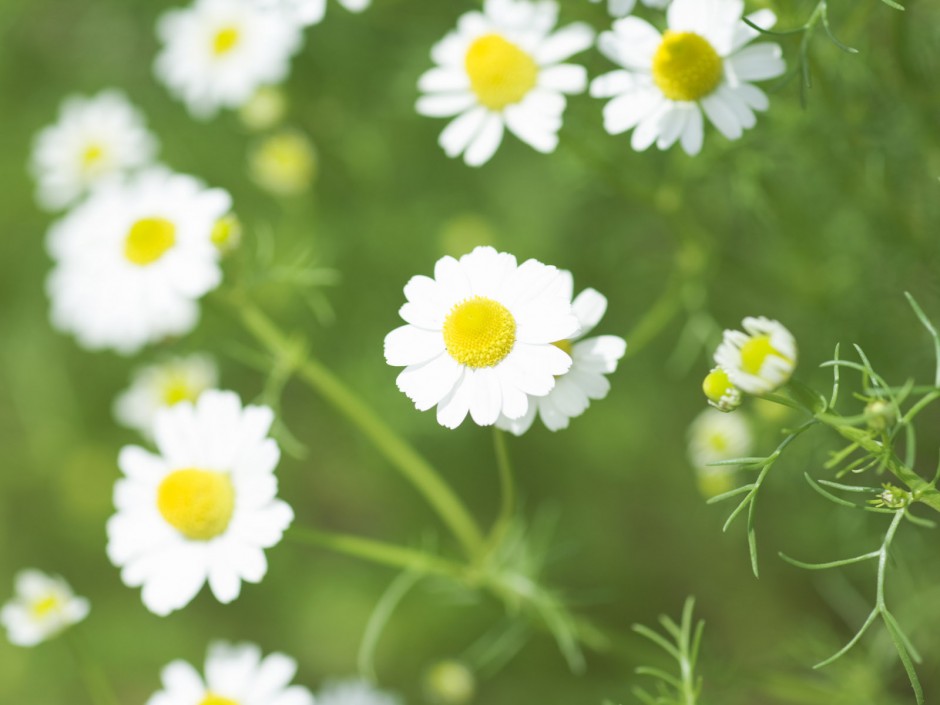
[652,31,723,102]
[702,368,733,403]
[30,595,62,618]
[213,27,240,56]
[161,377,199,406]
[157,469,235,541]
[125,217,176,266]
[443,296,517,368]
[200,695,240,705]
[465,34,538,110]
[740,335,789,375]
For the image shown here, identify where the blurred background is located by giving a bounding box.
[1,0,940,703]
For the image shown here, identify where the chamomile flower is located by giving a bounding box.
[147,641,314,705]
[687,407,752,498]
[249,131,317,196]
[107,390,293,616]
[702,366,742,412]
[1,570,89,647]
[318,679,401,705]
[155,0,304,119]
[30,90,158,212]
[416,0,595,166]
[591,0,785,155]
[384,246,580,429]
[254,0,370,27]
[714,316,797,395]
[497,273,626,434]
[589,0,671,20]
[114,354,219,438]
[46,168,230,355]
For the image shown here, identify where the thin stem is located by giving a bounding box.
[488,428,516,549]
[64,629,119,705]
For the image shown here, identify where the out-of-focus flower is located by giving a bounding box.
[254,0,370,27]
[702,366,742,412]
[249,130,317,196]
[107,391,293,616]
[424,661,476,705]
[416,0,594,166]
[238,86,289,131]
[30,90,158,211]
[1,570,89,647]
[714,316,797,395]
[318,678,401,705]
[211,213,243,253]
[687,407,753,498]
[589,0,671,19]
[46,168,230,355]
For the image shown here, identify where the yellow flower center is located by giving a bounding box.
[740,335,789,375]
[702,368,733,403]
[157,469,235,541]
[465,34,538,110]
[161,377,199,406]
[124,217,176,266]
[200,695,240,705]
[213,26,240,56]
[652,31,723,102]
[81,143,105,171]
[443,296,516,368]
[707,433,729,452]
[30,595,62,618]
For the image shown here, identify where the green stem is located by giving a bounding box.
[489,428,515,548]
[237,302,486,558]
[65,630,119,705]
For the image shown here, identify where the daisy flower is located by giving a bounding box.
[714,316,797,395]
[1,570,89,647]
[46,168,230,355]
[147,641,314,705]
[384,246,580,429]
[318,679,400,705]
[702,365,742,412]
[591,0,785,155]
[497,272,626,434]
[30,90,158,212]
[254,0,370,27]
[155,0,304,119]
[416,0,595,166]
[106,390,293,616]
[114,354,219,438]
[589,0,671,20]
[687,407,752,498]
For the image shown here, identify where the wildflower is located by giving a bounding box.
[254,0,370,27]
[497,272,626,434]
[239,86,288,131]
[589,0,671,20]
[211,213,243,253]
[155,0,303,119]
[384,246,580,429]
[591,0,785,155]
[318,679,401,705]
[107,391,293,615]
[424,661,476,705]
[249,130,317,196]
[30,90,158,211]
[146,641,314,705]
[687,408,753,498]
[46,169,230,354]
[714,316,797,395]
[416,0,594,166]
[1,570,89,647]
[870,484,910,510]
[702,366,742,412]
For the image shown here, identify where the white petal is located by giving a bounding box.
[395,354,463,411]
[535,23,595,65]
[700,93,744,140]
[417,93,477,118]
[727,43,786,82]
[468,367,502,426]
[439,107,488,158]
[679,105,705,155]
[537,64,587,94]
[384,325,445,366]
[572,288,607,336]
[463,114,505,167]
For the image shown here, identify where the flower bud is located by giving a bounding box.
[702,367,742,412]
[424,660,475,705]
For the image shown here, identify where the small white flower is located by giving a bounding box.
[30,90,158,212]
[107,390,293,616]
[497,272,626,434]
[701,365,742,412]
[114,354,219,438]
[155,0,304,119]
[591,0,785,155]
[1,570,89,647]
[318,679,401,705]
[416,0,594,166]
[254,0,370,27]
[147,641,314,705]
[384,246,580,429]
[46,168,230,355]
[589,0,671,19]
[687,407,753,469]
[249,130,317,196]
[714,316,797,395]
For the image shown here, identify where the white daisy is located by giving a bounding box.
[591,0,785,155]
[106,390,293,616]
[253,0,370,27]
[147,641,314,705]
[30,90,158,212]
[46,168,230,355]
[114,354,219,438]
[714,316,797,395]
[384,246,580,429]
[589,0,671,20]
[688,408,752,499]
[497,273,626,434]
[155,0,304,120]
[416,0,595,166]
[318,679,400,705]
[701,365,742,412]
[1,570,89,647]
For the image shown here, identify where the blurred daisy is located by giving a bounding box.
[254,0,370,27]
[318,678,400,705]
[114,354,219,438]
[497,273,626,434]
[107,390,293,615]
[384,246,580,429]
[239,86,288,131]
[416,0,594,166]
[688,407,752,498]
[249,130,317,196]
[147,641,313,705]
[702,365,742,412]
[155,0,303,119]
[714,316,797,395]
[591,0,784,155]
[30,90,158,212]
[1,570,89,647]
[46,168,230,355]
[211,213,243,253]
[589,0,671,19]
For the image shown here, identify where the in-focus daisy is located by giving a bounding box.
[254,0,370,27]
[30,90,158,212]
[416,0,595,166]
[249,131,317,196]
[107,390,293,615]
[1,570,89,647]
[46,168,230,355]
[687,407,752,498]
[384,246,580,429]
[702,365,742,412]
[114,354,219,438]
[147,641,314,705]
[318,679,400,705]
[497,272,626,434]
[589,0,671,20]
[155,0,304,119]
[714,316,797,395]
[591,0,785,155]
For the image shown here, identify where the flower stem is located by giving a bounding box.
[488,428,515,549]
[64,629,119,705]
